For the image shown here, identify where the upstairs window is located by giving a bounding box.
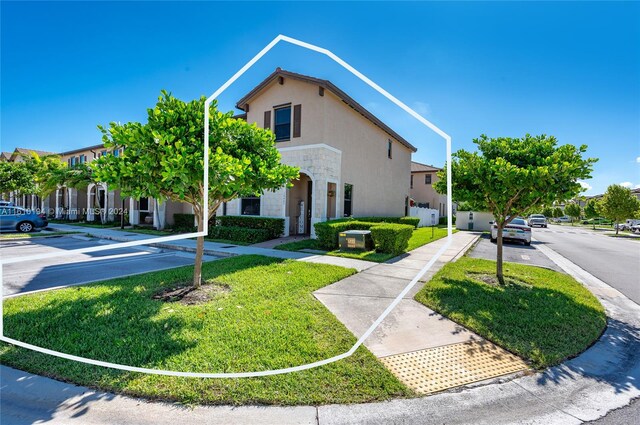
[425,174,432,184]
[79,155,86,164]
[274,106,291,141]
[410,175,414,189]
[388,139,392,159]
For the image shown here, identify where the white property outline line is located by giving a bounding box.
[0,34,453,378]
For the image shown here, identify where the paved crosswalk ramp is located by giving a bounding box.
[380,339,529,394]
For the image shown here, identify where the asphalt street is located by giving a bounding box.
[467,233,562,271]
[533,225,640,304]
[0,235,220,296]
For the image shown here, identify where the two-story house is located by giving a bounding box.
[409,161,449,218]
[222,68,417,236]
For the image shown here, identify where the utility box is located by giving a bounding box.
[339,230,373,251]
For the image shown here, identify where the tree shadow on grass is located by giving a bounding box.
[418,274,607,369]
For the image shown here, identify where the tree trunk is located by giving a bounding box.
[496,223,505,285]
[616,223,619,235]
[193,210,204,288]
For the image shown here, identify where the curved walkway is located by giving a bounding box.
[1,235,638,424]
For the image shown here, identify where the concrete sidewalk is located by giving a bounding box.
[314,231,482,358]
[47,223,376,272]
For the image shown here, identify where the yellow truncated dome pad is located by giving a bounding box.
[380,340,529,394]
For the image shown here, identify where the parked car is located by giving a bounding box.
[631,224,640,234]
[491,218,532,246]
[555,216,571,223]
[527,214,548,228]
[0,206,48,232]
[0,200,13,207]
[615,223,628,231]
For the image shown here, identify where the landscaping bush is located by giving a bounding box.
[439,216,447,225]
[314,216,419,250]
[353,216,417,226]
[217,216,284,239]
[314,221,375,250]
[173,213,196,232]
[208,225,271,244]
[370,223,414,255]
[398,216,420,228]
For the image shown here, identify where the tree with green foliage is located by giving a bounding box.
[583,199,599,229]
[0,161,34,200]
[598,184,640,234]
[435,134,596,284]
[542,206,554,218]
[93,91,299,287]
[22,152,68,211]
[564,203,582,225]
[553,207,563,219]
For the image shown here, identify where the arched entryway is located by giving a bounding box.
[286,172,313,235]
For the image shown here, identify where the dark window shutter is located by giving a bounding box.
[293,104,301,138]
[264,110,271,129]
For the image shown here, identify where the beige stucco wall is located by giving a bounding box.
[244,77,412,218]
[410,171,448,216]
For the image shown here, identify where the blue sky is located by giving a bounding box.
[2,1,639,195]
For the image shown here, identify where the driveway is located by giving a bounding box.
[1,235,219,296]
[467,233,562,271]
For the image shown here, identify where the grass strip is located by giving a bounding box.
[414,257,606,368]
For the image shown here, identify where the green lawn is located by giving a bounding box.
[276,227,451,263]
[0,231,81,240]
[414,257,606,368]
[0,255,410,405]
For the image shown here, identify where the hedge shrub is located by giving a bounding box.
[173,213,196,232]
[208,226,271,244]
[370,223,414,255]
[314,221,376,250]
[314,217,419,251]
[217,216,284,239]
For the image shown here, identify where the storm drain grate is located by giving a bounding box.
[380,340,529,394]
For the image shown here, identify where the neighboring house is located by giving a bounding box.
[409,161,449,218]
[223,68,416,236]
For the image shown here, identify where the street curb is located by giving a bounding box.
[451,231,481,262]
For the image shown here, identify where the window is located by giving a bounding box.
[241,196,260,216]
[274,106,291,141]
[343,184,353,217]
[70,156,77,167]
[114,149,120,157]
[425,174,432,184]
[100,150,107,157]
[388,139,392,159]
[79,155,86,164]
[410,175,414,189]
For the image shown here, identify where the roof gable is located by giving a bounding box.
[236,68,417,152]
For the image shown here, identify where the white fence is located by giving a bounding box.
[409,206,440,227]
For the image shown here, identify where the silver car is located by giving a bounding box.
[527,214,548,228]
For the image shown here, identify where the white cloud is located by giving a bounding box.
[636,156,640,163]
[578,180,592,191]
[620,182,633,188]
[413,101,431,116]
